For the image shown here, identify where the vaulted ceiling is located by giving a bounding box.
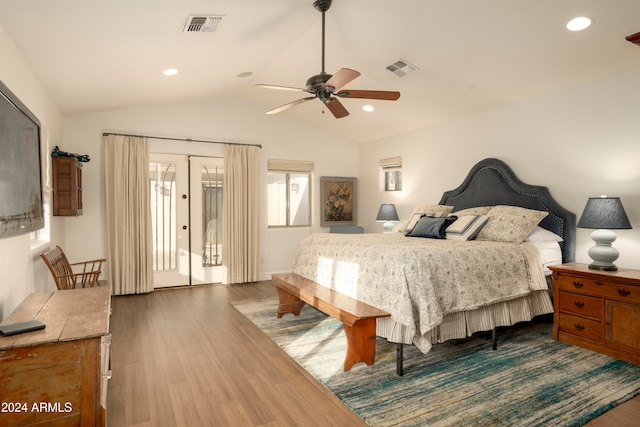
[1,0,639,143]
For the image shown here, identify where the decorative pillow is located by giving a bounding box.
[410,205,454,218]
[452,206,493,216]
[477,206,548,243]
[445,215,489,241]
[403,213,426,232]
[406,216,457,239]
[525,226,563,242]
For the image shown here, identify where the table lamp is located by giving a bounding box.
[376,204,399,233]
[577,196,632,271]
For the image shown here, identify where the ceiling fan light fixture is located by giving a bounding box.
[567,16,592,31]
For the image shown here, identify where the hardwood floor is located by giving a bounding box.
[107,281,640,426]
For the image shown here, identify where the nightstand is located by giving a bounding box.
[549,263,640,365]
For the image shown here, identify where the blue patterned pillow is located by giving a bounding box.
[406,216,457,239]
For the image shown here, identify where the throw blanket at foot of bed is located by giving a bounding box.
[272,273,391,371]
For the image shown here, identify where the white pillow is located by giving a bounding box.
[446,215,489,241]
[525,226,563,242]
[528,241,563,275]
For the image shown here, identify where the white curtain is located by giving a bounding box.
[104,135,154,295]
[222,144,260,284]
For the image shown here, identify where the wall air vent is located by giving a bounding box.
[386,59,419,78]
[183,15,224,33]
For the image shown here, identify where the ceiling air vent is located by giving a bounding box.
[386,59,419,78]
[183,15,224,33]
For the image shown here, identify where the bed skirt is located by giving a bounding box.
[376,289,554,352]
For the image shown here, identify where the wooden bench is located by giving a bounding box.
[271,273,391,371]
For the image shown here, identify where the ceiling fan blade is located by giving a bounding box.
[266,97,316,115]
[255,84,310,93]
[334,90,401,101]
[324,68,361,92]
[325,97,349,118]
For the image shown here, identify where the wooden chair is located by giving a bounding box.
[41,245,106,290]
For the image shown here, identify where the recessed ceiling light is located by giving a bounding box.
[567,17,592,31]
[163,69,179,76]
[363,105,374,112]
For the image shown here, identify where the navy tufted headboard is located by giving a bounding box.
[439,158,576,263]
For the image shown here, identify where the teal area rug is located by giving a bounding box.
[232,297,640,427]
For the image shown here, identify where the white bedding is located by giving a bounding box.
[528,240,563,276]
[291,232,554,353]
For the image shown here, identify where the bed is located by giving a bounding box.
[290,158,576,356]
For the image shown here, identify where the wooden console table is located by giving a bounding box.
[0,286,111,426]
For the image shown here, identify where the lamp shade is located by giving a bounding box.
[577,197,632,230]
[376,204,399,222]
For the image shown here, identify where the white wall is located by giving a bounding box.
[359,70,640,269]
[62,96,359,280]
[0,25,64,320]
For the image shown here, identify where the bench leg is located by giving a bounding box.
[343,318,377,371]
[276,288,306,318]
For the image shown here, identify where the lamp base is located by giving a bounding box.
[382,221,394,233]
[587,229,620,272]
[588,263,618,271]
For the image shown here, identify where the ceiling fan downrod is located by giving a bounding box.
[313,0,332,74]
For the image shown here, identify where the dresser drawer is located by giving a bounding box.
[556,275,606,295]
[599,282,640,304]
[557,313,602,342]
[558,291,601,319]
[556,275,640,302]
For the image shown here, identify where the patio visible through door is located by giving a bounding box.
[149,154,224,288]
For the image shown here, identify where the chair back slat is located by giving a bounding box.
[40,245,105,290]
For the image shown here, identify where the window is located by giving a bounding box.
[380,156,402,191]
[267,159,313,227]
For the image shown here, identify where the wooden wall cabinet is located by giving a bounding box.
[53,156,83,216]
[0,286,111,426]
[550,262,640,365]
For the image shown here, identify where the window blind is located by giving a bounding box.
[268,159,314,173]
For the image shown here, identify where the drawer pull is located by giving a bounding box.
[574,323,585,331]
[572,281,584,289]
[617,289,631,297]
[573,301,585,309]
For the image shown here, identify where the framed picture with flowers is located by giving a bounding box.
[320,176,357,226]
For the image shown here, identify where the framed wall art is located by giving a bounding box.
[320,176,357,226]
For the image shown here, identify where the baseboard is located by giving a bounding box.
[261,270,292,281]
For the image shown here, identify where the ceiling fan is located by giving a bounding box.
[255,0,400,119]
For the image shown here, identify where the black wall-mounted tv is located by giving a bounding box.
[0,80,44,239]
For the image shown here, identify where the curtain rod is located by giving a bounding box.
[102,132,262,149]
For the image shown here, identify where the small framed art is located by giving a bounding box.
[320,176,357,226]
